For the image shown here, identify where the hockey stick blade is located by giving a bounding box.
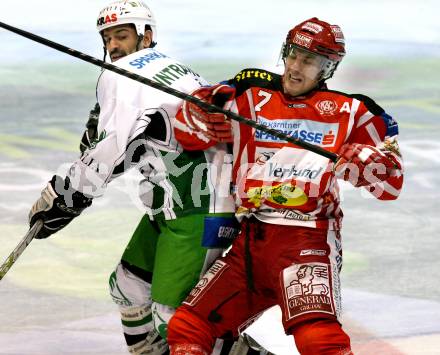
[0,21,337,162]
[0,220,44,282]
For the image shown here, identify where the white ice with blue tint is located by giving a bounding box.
[1,1,440,354]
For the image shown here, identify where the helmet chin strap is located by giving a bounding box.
[102,45,107,63]
[136,34,144,51]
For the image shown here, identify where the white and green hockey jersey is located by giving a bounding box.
[67,48,234,220]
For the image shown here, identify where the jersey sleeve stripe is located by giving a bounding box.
[345,98,360,142]
[356,111,374,128]
[382,181,401,197]
[365,122,382,145]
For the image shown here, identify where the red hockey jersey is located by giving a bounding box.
[174,68,403,230]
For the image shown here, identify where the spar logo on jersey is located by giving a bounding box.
[129,51,168,70]
[255,117,339,147]
[315,100,338,115]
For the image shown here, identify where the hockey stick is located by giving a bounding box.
[0,21,338,162]
[0,220,44,281]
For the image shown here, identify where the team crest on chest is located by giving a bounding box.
[315,100,338,115]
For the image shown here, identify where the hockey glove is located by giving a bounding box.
[29,175,92,239]
[334,143,396,187]
[79,103,100,154]
[181,84,236,143]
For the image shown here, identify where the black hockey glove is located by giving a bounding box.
[79,103,100,154]
[29,175,92,239]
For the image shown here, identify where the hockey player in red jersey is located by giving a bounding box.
[167,17,404,354]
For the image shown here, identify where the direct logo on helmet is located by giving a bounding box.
[330,25,345,44]
[302,21,323,34]
[293,33,313,48]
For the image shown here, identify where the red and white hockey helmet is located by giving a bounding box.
[96,0,157,44]
[282,17,346,80]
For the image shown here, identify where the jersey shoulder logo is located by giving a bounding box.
[229,68,281,95]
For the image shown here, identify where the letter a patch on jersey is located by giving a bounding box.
[339,102,351,113]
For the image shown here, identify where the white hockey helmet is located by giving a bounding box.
[96,0,157,44]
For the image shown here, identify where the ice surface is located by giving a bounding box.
[1,1,440,354]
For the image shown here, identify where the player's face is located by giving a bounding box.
[102,24,140,62]
[282,47,323,97]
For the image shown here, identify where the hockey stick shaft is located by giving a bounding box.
[0,220,44,281]
[0,21,338,162]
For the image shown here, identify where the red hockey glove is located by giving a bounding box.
[334,143,396,187]
[181,84,236,143]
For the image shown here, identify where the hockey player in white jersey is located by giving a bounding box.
[28,1,237,354]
